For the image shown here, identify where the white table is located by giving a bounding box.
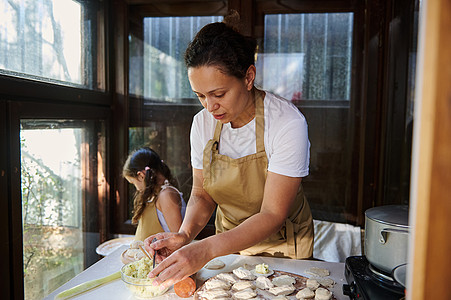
[44,245,348,300]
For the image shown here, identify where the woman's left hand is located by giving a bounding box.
[148,239,212,290]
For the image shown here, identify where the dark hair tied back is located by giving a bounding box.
[122,147,178,224]
[223,9,242,32]
[184,10,257,79]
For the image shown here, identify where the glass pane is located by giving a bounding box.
[258,13,354,222]
[20,120,102,299]
[0,0,96,89]
[128,15,223,219]
[256,13,353,101]
[129,16,223,100]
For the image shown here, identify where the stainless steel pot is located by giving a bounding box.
[364,205,410,273]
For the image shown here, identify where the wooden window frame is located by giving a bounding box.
[0,1,111,299]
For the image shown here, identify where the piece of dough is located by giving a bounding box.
[272,274,296,287]
[317,278,335,288]
[233,288,257,299]
[255,276,274,290]
[306,278,320,291]
[121,240,146,264]
[204,279,231,290]
[305,267,330,277]
[121,248,144,264]
[130,240,144,249]
[233,267,256,280]
[198,288,230,300]
[268,284,296,296]
[204,259,226,270]
[124,248,141,258]
[296,287,315,299]
[315,287,333,300]
[216,272,237,284]
[232,280,255,291]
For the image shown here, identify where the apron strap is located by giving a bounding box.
[285,218,297,258]
[203,121,223,180]
[210,88,265,154]
[254,89,265,153]
[203,139,216,180]
[213,121,223,142]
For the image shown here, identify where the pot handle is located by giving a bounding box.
[379,228,409,244]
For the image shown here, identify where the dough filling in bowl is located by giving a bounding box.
[121,257,168,299]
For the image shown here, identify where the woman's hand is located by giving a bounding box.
[147,240,212,290]
[144,232,189,263]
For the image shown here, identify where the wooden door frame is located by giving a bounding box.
[407,0,451,298]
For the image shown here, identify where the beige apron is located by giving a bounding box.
[134,196,164,241]
[202,89,314,259]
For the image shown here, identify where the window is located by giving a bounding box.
[127,16,223,218]
[257,12,355,222]
[129,16,223,100]
[1,0,108,298]
[0,0,101,89]
[257,13,353,101]
[20,119,105,299]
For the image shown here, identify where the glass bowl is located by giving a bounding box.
[121,261,168,299]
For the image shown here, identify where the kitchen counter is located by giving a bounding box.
[44,245,348,300]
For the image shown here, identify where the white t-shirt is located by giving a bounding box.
[190,91,310,178]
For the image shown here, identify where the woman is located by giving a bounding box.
[144,18,313,289]
[123,147,186,241]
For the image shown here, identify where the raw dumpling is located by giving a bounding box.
[255,276,274,290]
[233,267,256,280]
[268,284,296,296]
[306,278,320,291]
[315,287,333,300]
[198,288,230,300]
[232,281,255,291]
[317,278,335,288]
[233,288,257,299]
[205,279,231,290]
[296,287,315,299]
[305,267,330,277]
[204,259,226,270]
[272,275,296,287]
[216,272,237,284]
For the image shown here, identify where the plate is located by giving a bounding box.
[392,263,407,288]
[96,236,135,256]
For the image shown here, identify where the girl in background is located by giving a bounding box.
[123,147,186,241]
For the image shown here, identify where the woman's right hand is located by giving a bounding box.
[147,238,214,290]
[143,232,189,263]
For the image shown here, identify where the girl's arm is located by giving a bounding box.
[144,168,216,262]
[157,188,185,232]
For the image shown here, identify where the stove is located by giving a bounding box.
[342,256,406,300]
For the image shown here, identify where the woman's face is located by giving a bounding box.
[125,174,145,192]
[188,65,256,128]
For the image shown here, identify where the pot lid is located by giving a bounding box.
[365,205,409,227]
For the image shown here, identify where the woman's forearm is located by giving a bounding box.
[179,193,216,243]
[179,168,217,242]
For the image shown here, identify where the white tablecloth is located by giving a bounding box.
[44,245,348,300]
[313,219,362,263]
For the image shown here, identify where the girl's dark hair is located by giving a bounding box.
[122,147,178,224]
[184,11,257,79]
